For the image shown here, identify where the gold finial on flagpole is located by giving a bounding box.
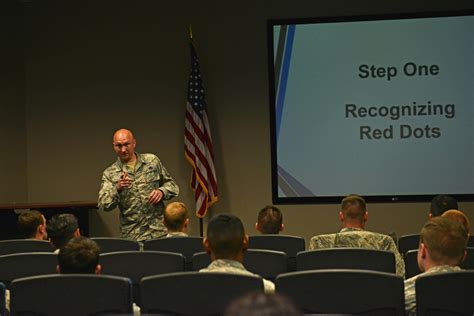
[189,25,193,40]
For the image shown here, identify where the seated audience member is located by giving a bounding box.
[17,210,48,240]
[404,217,468,316]
[224,291,302,316]
[256,206,284,234]
[200,213,275,293]
[163,202,189,237]
[47,213,80,253]
[57,237,140,316]
[57,236,101,274]
[309,194,405,276]
[429,195,458,218]
[442,209,471,236]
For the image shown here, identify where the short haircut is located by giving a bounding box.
[17,210,44,238]
[58,237,100,274]
[257,206,283,234]
[430,195,458,217]
[341,194,366,221]
[163,202,189,231]
[442,210,471,234]
[224,291,302,316]
[47,213,79,249]
[420,217,468,265]
[207,213,245,258]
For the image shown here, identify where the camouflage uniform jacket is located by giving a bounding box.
[165,232,188,237]
[98,153,179,241]
[199,259,275,294]
[309,227,405,277]
[404,265,461,316]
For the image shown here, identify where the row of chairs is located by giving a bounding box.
[6,269,474,316]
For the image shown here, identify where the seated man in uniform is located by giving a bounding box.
[58,237,140,315]
[404,217,468,315]
[255,205,284,234]
[17,210,48,240]
[309,194,404,276]
[200,213,275,293]
[429,195,458,218]
[47,213,81,253]
[163,202,189,237]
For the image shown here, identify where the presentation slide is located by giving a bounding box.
[269,12,474,203]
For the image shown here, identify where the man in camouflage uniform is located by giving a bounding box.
[200,213,275,293]
[98,129,179,242]
[309,194,405,277]
[404,217,468,316]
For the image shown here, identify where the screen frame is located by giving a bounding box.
[267,10,474,205]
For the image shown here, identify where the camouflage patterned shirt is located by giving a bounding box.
[199,259,275,293]
[404,265,461,316]
[309,227,405,277]
[98,153,179,242]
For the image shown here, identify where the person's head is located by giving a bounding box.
[163,202,189,233]
[429,195,458,218]
[57,236,101,274]
[256,206,284,234]
[224,291,302,316]
[442,209,471,236]
[417,217,468,272]
[17,210,47,240]
[47,213,80,250]
[339,194,368,228]
[204,213,248,262]
[112,128,136,163]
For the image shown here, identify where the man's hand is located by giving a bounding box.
[148,189,164,205]
[116,171,132,192]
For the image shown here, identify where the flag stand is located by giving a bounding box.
[199,217,203,237]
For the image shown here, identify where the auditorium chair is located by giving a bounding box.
[0,239,53,255]
[416,270,474,316]
[398,234,420,257]
[90,237,140,253]
[0,282,5,316]
[100,250,185,304]
[192,249,287,281]
[10,274,133,316]
[140,272,263,315]
[297,248,396,274]
[248,235,305,271]
[143,236,204,270]
[0,252,57,287]
[276,269,404,315]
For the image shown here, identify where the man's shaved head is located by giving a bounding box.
[113,129,136,163]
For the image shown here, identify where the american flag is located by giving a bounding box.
[184,40,218,218]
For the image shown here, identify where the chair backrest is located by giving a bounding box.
[405,249,421,278]
[0,252,57,287]
[297,248,396,274]
[143,236,204,270]
[248,235,305,271]
[100,250,185,304]
[192,249,288,281]
[0,282,5,316]
[10,274,133,316]
[91,237,140,253]
[276,269,404,315]
[398,234,420,256]
[140,271,263,315]
[416,270,474,316]
[0,239,53,256]
[405,247,474,279]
